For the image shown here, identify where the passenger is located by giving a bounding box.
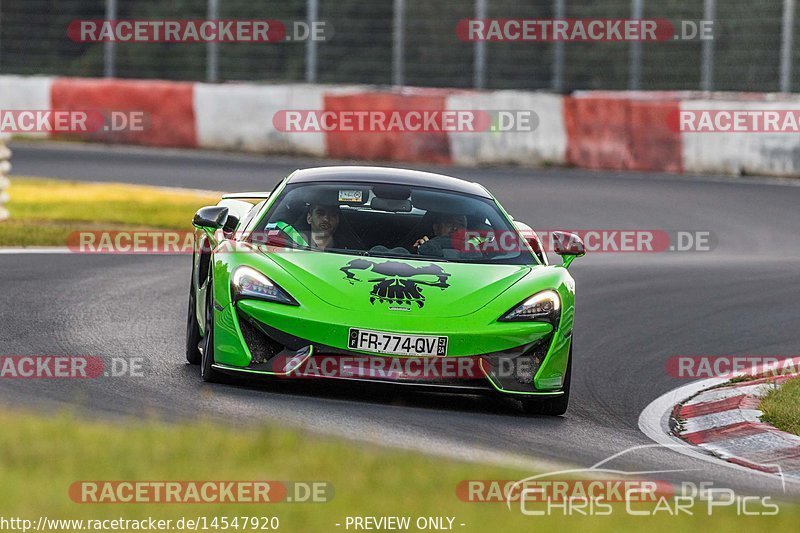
[304,203,341,251]
[413,213,467,255]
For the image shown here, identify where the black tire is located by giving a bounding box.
[200,275,221,383]
[185,281,202,365]
[519,347,572,416]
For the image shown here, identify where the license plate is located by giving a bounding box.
[348,329,448,357]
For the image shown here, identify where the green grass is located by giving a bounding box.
[760,377,800,436]
[0,410,798,532]
[0,177,219,246]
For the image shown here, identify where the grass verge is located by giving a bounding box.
[0,177,218,247]
[0,410,798,532]
[760,377,800,436]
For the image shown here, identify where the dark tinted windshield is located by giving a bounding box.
[250,181,537,265]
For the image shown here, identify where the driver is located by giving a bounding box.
[413,213,467,255]
[304,203,340,251]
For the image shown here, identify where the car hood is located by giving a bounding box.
[264,249,531,318]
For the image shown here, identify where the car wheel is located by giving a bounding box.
[519,346,572,416]
[185,281,202,365]
[200,276,221,383]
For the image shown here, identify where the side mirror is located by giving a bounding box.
[193,206,229,230]
[551,231,585,268]
[222,215,240,234]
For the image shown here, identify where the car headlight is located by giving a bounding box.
[499,290,560,324]
[231,266,298,306]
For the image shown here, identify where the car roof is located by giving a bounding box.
[286,166,492,199]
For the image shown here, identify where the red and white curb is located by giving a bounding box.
[673,374,800,477]
[640,366,800,485]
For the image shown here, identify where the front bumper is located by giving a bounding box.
[211,299,571,397]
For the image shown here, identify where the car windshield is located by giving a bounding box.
[249,181,537,265]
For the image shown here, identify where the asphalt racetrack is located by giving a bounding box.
[3,141,800,498]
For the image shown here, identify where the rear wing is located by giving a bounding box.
[221,192,271,200]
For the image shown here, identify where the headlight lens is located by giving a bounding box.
[499,290,560,324]
[231,266,298,306]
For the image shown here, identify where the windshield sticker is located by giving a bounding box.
[338,190,363,203]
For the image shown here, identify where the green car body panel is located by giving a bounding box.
[190,168,580,397]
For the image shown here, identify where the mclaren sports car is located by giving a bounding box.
[186,166,585,415]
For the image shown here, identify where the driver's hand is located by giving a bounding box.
[413,236,430,249]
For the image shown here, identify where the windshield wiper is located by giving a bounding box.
[356,249,451,263]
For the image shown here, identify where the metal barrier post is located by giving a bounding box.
[207,0,220,83]
[629,0,644,90]
[700,0,715,91]
[104,0,117,77]
[392,0,405,86]
[474,0,487,89]
[306,0,319,83]
[780,0,796,92]
[552,0,565,92]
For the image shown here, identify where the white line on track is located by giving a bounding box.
[0,247,72,254]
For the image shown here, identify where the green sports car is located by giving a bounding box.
[186,166,585,415]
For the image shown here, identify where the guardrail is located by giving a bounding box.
[0,134,10,221]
